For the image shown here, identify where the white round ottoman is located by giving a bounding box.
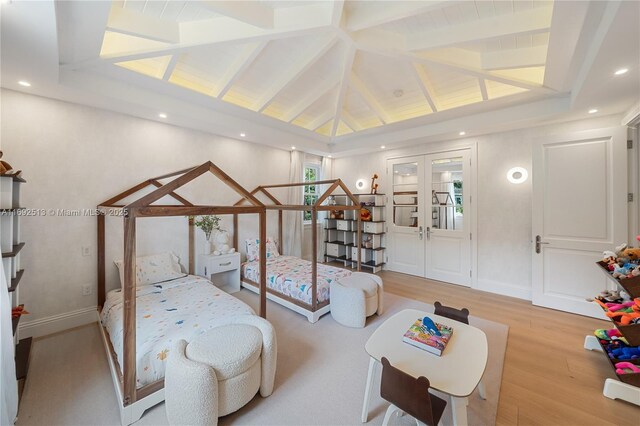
[330,272,384,328]
[166,324,263,425]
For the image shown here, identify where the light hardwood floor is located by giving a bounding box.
[377,270,640,426]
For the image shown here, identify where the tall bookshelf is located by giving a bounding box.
[1,172,32,395]
[324,193,386,273]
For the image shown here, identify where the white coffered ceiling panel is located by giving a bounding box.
[5,0,634,152]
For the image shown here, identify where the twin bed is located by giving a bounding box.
[97,161,362,425]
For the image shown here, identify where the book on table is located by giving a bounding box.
[402,318,454,356]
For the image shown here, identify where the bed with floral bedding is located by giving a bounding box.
[100,275,254,388]
[241,255,352,306]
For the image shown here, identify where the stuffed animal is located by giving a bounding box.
[612,346,640,360]
[615,362,640,375]
[0,151,14,175]
[622,247,640,261]
[594,328,625,341]
[587,290,624,303]
[615,243,628,257]
[613,264,631,279]
[602,250,617,265]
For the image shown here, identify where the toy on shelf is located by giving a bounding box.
[595,328,626,342]
[612,346,640,360]
[615,362,640,375]
[370,174,378,195]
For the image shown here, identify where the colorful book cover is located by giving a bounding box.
[402,318,454,356]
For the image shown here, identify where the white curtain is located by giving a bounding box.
[317,156,332,262]
[1,260,18,425]
[284,150,304,257]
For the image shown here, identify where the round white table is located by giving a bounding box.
[361,309,488,426]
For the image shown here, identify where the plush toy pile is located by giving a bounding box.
[594,329,640,375]
[601,236,640,280]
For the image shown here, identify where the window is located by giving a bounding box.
[303,164,321,222]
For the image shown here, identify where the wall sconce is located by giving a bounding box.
[506,167,528,184]
[356,179,367,190]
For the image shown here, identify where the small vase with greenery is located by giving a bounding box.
[193,215,221,241]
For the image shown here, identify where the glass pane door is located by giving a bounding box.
[431,157,464,231]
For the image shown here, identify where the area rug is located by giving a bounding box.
[17,290,508,426]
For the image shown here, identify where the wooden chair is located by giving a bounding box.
[380,357,447,426]
[433,301,486,400]
[433,301,469,324]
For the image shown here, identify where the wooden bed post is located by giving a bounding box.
[357,213,362,271]
[278,210,283,253]
[97,212,106,308]
[233,213,239,252]
[123,212,137,406]
[259,210,267,318]
[311,207,318,311]
[188,216,195,274]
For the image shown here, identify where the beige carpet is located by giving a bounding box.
[17,290,508,426]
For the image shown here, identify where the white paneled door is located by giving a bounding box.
[532,127,627,318]
[387,156,425,276]
[425,151,471,286]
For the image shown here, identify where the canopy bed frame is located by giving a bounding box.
[234,179,362,322]
[96,161,267,425]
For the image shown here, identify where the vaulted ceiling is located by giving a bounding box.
[2,1,638,155]
[98,0,555,138]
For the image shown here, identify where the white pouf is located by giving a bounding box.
[166,317,277,426]
[330,272,384,328]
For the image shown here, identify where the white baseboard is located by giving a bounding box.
[18,306,99,339]
[476,278,532,301]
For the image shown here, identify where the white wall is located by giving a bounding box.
[0,89,290,326]
[333,114,626,300]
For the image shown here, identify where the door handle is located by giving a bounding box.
[535,235,549,254]
[426,227,431,240]
[419,226,423,240]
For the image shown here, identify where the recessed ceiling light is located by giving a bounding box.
[393,89,404,98]
[18,80,31,87]
[394,170,399,174]
[291,146,296,150]
[158,113,167,118]
[327,155,332,158]
[614,68,628,76]
[588,109,598,114]
[380,145,386,149]
[459,131,466,136]
[240,133,246,137]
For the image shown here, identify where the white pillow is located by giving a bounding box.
[114,252,186,287]
[245,237,280,262]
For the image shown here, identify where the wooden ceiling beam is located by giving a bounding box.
[255,35,338,112]
[350,72,391,124]
[162,54,179,81]
[215,41,268,98]
[309,111,334,132]
[91,3,334,65]
[481,45,548,71]
[345,1,448,32]
[283,78,340,123]
[406,6,553,51]
[198,1,274,29]
[341,111,364,132]
[479,78,489,101]
[410,63,438,113]
[331,44,357,137]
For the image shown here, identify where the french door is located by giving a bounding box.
[532,127,627,318]
[387,150,471,286]
[387,156,425,276]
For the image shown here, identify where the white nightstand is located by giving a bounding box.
[197,252,241,294]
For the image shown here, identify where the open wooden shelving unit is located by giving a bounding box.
[584,261,640,406]
[324,193,386,273]
[1,173,32,395]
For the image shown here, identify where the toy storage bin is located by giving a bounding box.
[596,338,640,386]
[1,215,13,253]
[615,323,640,346]
[326,243,346,258]
[597,261,640,298]
[363,221,384,233]
[351,247,370,263]
[0,176,12,209]
[336,220,351,231]
[325,219,336,230]
[12,181,20,208]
